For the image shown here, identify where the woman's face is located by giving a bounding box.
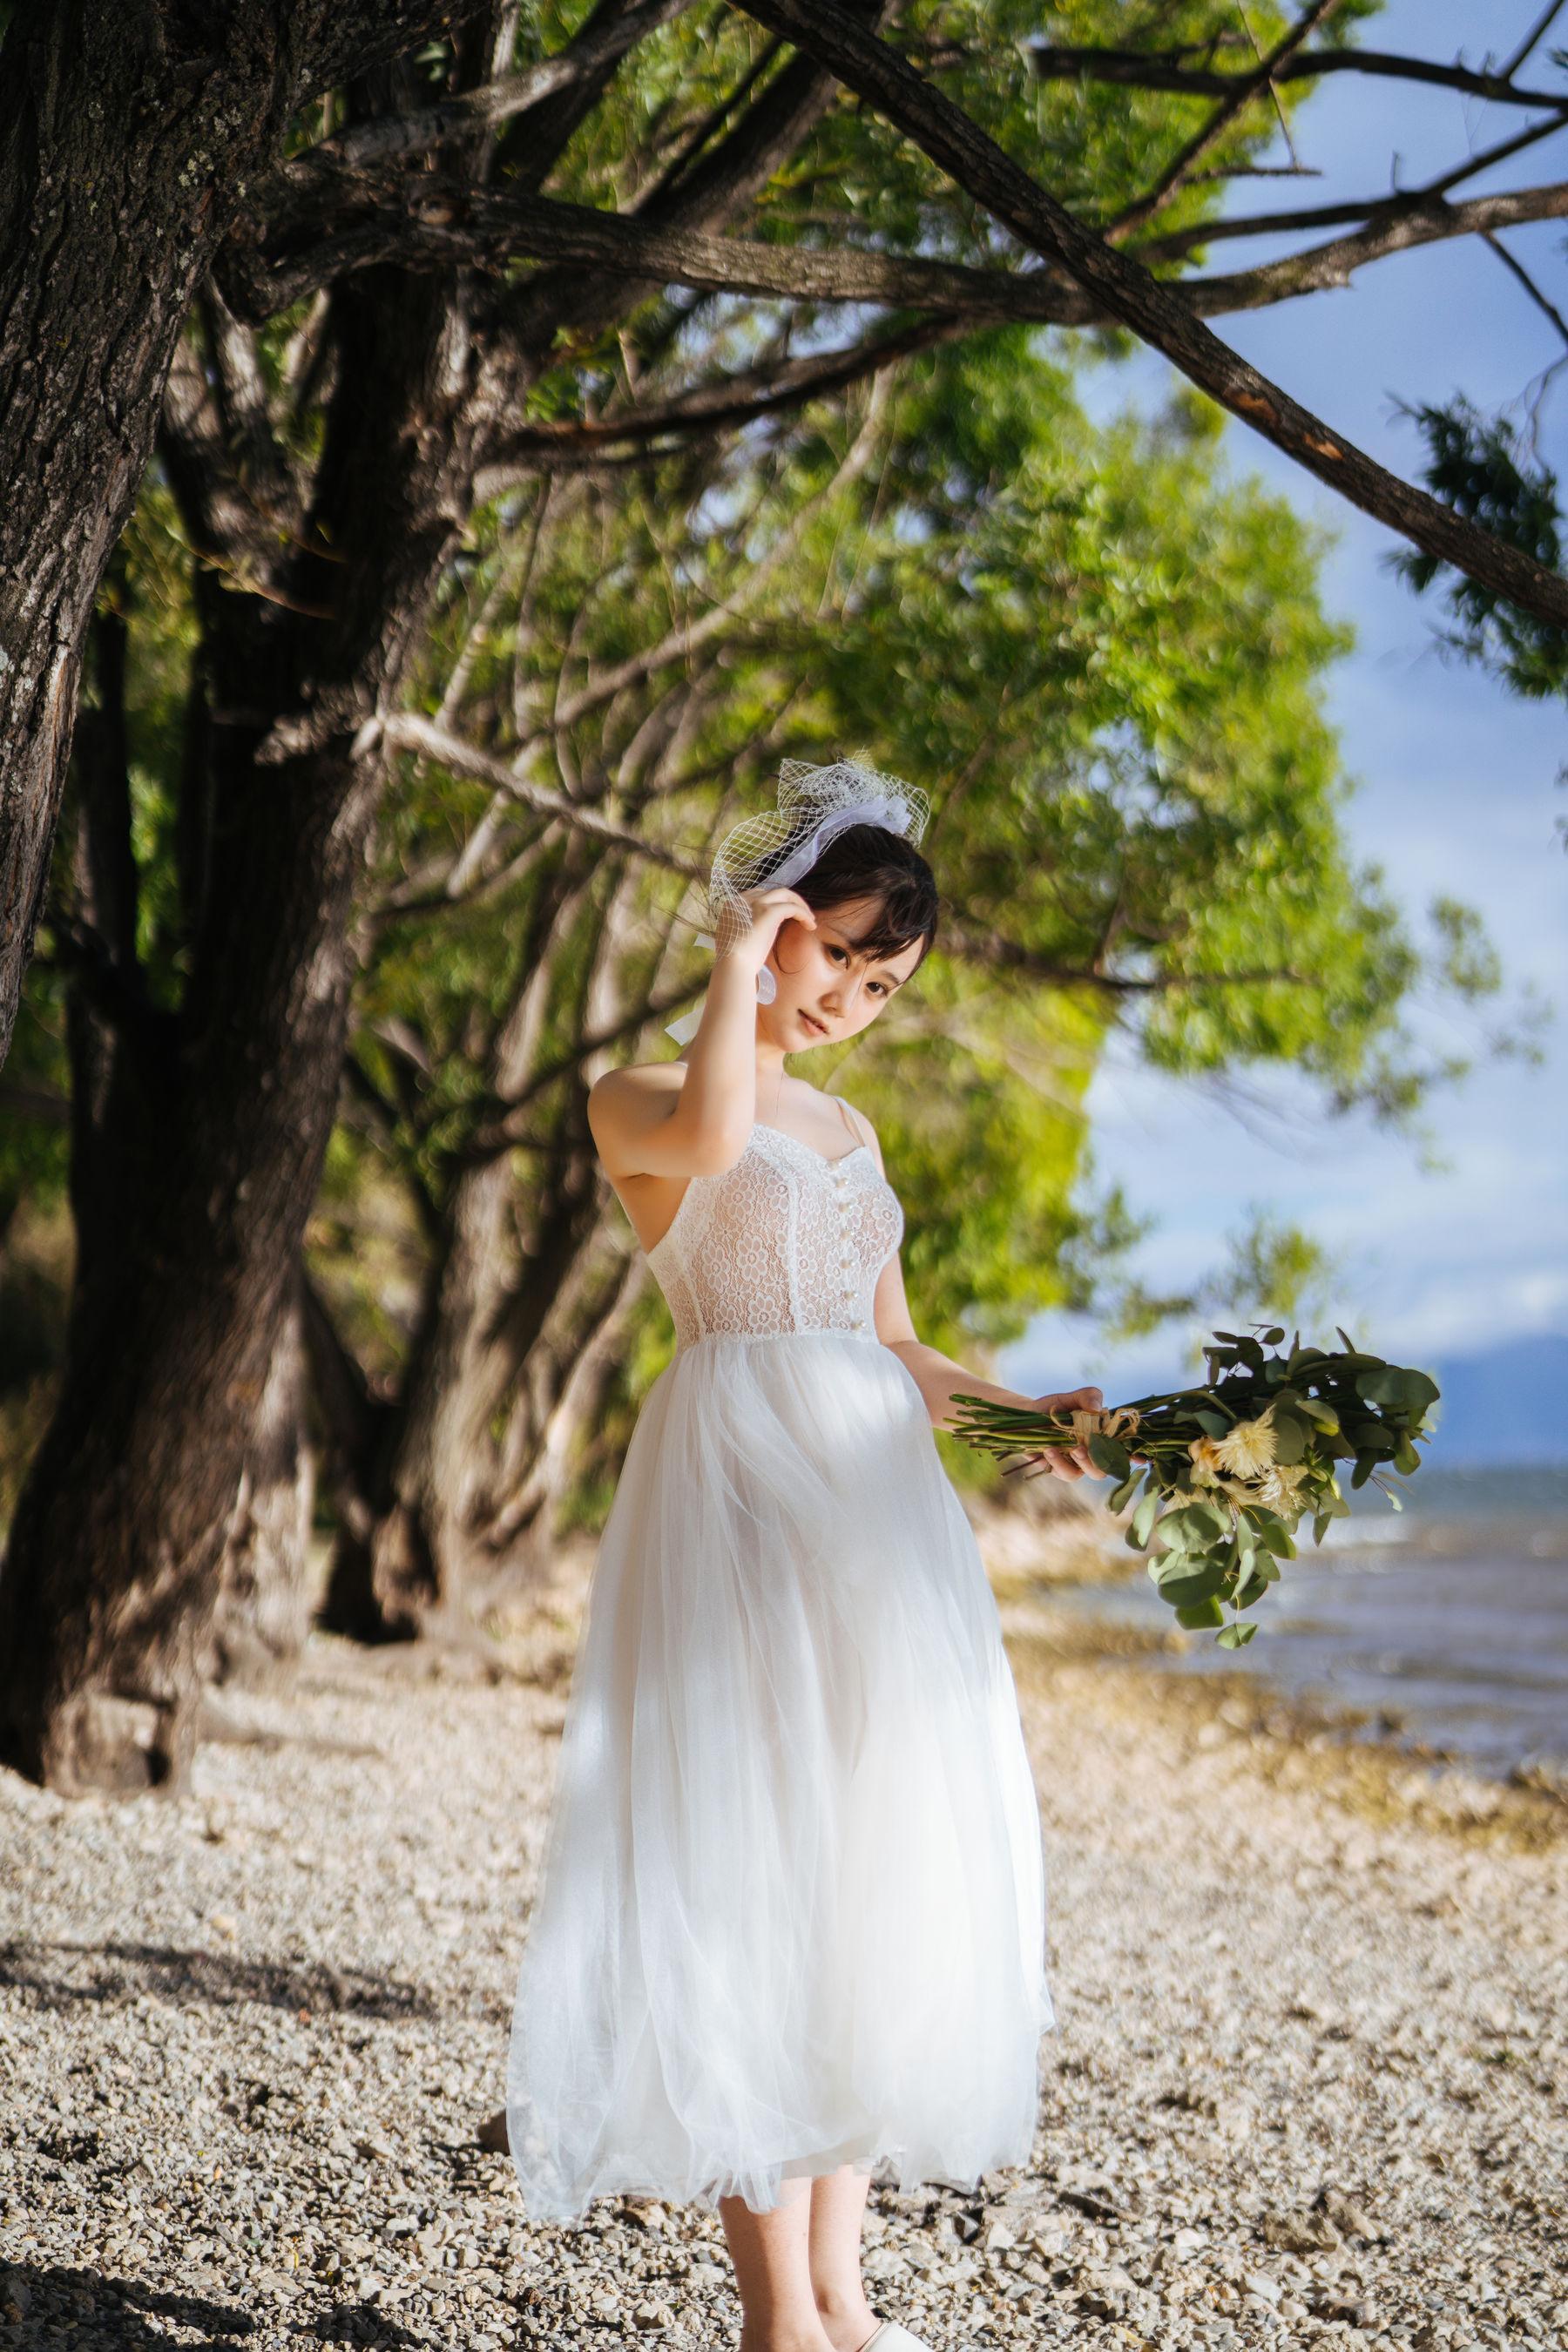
[763,893,926,1051]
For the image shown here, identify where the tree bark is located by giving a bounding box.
[0,240,488,1790]
[321,826,666,1633]
[0,0,484,1075]
[204,1285,318,1692]
[321,1140,629,1634]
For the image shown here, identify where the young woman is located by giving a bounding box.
[505,767,1105,2352]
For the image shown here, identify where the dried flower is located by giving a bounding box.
[1255,1462,1308,1510]
[1188,1436,1227,1487]
[1213,1407,1278,1480]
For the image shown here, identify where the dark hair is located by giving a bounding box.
[760,821,940,969]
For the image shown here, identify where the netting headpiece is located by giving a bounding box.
[666,754,931,1045]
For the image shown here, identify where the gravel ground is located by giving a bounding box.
[1,1533,1564,2352]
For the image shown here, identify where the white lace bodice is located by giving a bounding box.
[646,1122,904,1349]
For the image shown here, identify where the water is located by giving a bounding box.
[1049,1466,1568,1781]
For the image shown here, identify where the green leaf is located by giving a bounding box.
[1175,1598,1227,1628]
[1159,1562,1230,1607]
[1216,1621,1259,1648]
[1269,1408,1309,1466]
[1130,1490,1161,1546]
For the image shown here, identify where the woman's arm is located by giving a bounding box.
[848,1105,1105,1484]
[589,884,818,1181]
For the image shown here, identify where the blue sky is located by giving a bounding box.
[1004,0,1568,1405]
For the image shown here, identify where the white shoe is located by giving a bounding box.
[855,2323,936,2352]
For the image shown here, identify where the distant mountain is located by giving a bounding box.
[1425,1333,1568,1468]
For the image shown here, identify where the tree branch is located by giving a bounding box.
[475,315,958,485]
[220,176,1080,323]
[224,161,1568,348]
[1025,41,1568,114]
[288,0,691,180]
[375,712,711,880]
[1133,174,1568,263]
[1106,0,1351,241]
[939,918,1308,993]
[1185,183,1568,314]
[1483,228,1568,355]
[1503,0,1568,81]
[294,0,512,105]
[737,0,1568,632]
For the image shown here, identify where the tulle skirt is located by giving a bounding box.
[504,1328,1054,2221]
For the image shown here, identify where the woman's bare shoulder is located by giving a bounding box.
[588,1062,685,1149]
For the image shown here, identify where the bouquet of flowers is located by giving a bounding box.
[950,1328,1440,1647]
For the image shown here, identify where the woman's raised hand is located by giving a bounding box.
[1024,1384,1105,1482]
[720,885,817,977]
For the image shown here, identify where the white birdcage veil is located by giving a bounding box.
[666,754,932,1045]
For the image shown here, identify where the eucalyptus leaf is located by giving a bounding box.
[1269,1409,1308,1467]
[1159,1563,1228,1607]
[1130,1490,1160,1545]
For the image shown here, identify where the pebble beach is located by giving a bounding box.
[2,1527,1564,2352]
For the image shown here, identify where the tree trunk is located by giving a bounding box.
[321,1138,633,1635]
[0,10,302,1066]
[321,841,659,1633]
[0,249,488,1791]
[481,1233,646,1588]
[204,1285,318,1692]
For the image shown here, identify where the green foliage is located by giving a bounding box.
[1393,396,1568,700]
[550,0,1299,258]
[1107,1208,1334,1342]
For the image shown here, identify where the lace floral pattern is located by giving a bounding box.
[647,1124,904,1348]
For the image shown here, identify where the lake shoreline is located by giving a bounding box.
[964,1479,1568,1805]
[993,1571,1568,1857]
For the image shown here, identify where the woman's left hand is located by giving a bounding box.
[1022,1385,1105,1482]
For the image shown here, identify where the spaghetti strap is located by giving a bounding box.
[832,1092,862,1150]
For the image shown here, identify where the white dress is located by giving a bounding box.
[504,1109,1055,2221]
